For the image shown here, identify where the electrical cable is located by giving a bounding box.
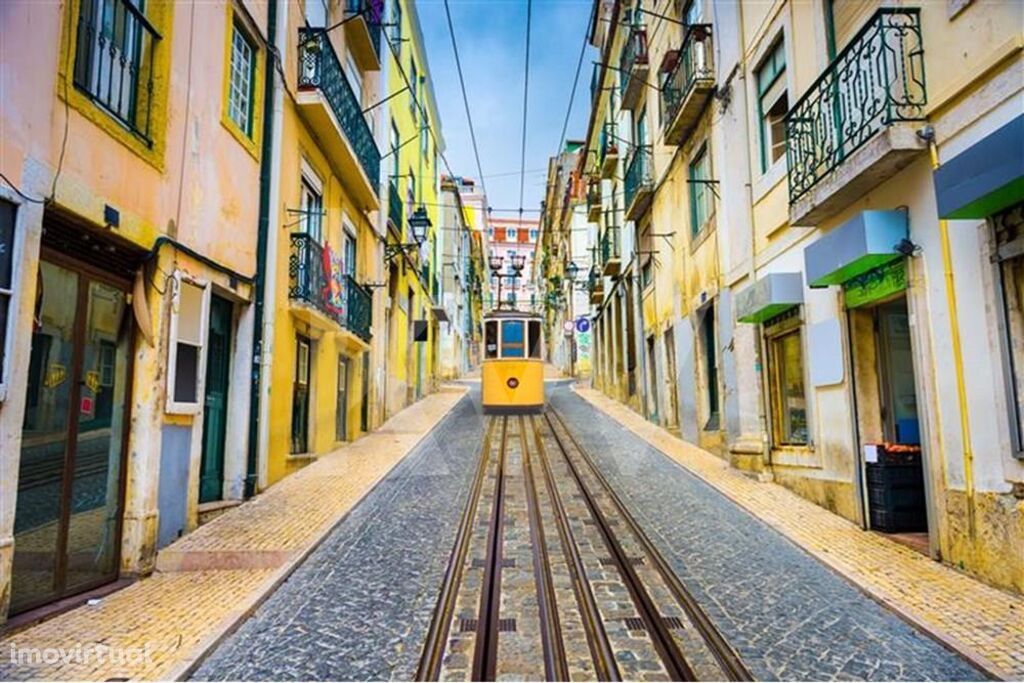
[517,0,534,217]
[443,0,489,202]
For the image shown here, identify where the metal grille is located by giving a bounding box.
[660,25,714,133]
[785,8,926,203]
[624,146,653,213]
[288,233,373,341]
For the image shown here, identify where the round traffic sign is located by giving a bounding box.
[576,317,591,333]
[563,320,575,333]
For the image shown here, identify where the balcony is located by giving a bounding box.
[387,178,403,232]
[624,146,653,221]
[600,123,619,179]
[588,267,604,304]
[785,8,927,226]
[289,232,373,343]
[297,28,381,211]
[619,26,649,111]
[587,182,601,222]
[660,25,715,146]
[601,225,622,276]
[343,0,383,71]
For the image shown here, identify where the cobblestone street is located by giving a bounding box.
[187,384,1005,681]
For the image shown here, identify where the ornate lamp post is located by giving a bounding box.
[565,261,580,377]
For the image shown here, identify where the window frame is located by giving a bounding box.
[688,143,713,237]
[300,164,325,243]
[765,311,810,448]
[755,37,788,174]
[227,20,257,138]
[165,272,212,415]
[0,194,24,402]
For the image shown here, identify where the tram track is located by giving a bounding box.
[418,410,751,682]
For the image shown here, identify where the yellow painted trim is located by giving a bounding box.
[220,3,265,161]
[56,0,173,171]
[924,36,1023,119]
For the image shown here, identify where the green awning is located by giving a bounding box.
[934,115,1024,220]
[803,209,907,288]
[736,272,804,324]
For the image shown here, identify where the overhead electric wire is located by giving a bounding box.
[517,0,534,217]
[556,1,595,155]
[443,0,489,203]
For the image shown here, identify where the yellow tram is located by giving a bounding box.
[481,310,545,414]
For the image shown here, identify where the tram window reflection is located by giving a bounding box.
[501,320,525,358]
[528,320,542,358]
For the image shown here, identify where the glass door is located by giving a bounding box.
[12,259,132,613]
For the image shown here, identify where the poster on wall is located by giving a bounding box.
[322,242,346,317]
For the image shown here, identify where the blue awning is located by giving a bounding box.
[804,209,907,288]
[736,272,804,323]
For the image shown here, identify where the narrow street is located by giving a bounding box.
[191,383,985,682]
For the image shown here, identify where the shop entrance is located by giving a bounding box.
[850,293,930,552]
[11,254,134,614]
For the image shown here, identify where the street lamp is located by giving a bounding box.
[566,261,580,282]
[488,254,504,274]
[565,261,580,378]
[386,205,432,262]
[509,252,526,274]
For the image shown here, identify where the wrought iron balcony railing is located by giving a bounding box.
[785,8,926,204]
[619,26,649,99]
[345,0,383,58]
[624,145,653,211]
[289,232,373,341]
[601,225,621,263]
[73,0,160,145]
[298,28,381,193]
[659,25,714,137]
[388,179,403,231]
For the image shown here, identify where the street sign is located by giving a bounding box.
[575,317,591,333]
[562,321,575,333]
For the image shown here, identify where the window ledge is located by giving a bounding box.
[753,157,787,204]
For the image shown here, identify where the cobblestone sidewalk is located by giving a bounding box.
[572,385,1024,680]
[0,387,469,682]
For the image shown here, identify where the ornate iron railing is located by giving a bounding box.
[289,233,373,340]
[346,0,383,58]
[600,123,618,163]
[588,266,603,293]
[619,26,649,98]
[785,8,926,203]
[388,179,403,230]
[298,28,381,193]
[601,225,621,263]
[73,0,160,145]
[624,145,653,210]
[659,25,714,132]
[587,182,601,209]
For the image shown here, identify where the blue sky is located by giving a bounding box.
[417,0,596,218]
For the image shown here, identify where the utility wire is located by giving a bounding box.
[443,0,489,203]
[517,0,534,217]
[556,1,594,155]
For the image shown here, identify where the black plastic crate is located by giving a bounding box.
[866,462,927,533]
[870,506,927,533]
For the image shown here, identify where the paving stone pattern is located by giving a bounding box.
[193,394,485,682]
[548,387,986,682]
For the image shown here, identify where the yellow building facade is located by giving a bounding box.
[571,0,1024,593]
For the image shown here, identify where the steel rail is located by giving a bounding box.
[519,416,570,681]
[542,412,695,682]
[532,416,620,681]
[471,417,510,681]
[416,416,499,681]
[547,408,753,682]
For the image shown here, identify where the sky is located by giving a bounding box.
[417,0,597,220]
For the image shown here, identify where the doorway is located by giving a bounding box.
[646,334,659,423]
[199,295,232,504]
[11,256,133,614]
[291,335,311,454]
[336,355,350,441]
[664,327,679,429]
[851,294,929,549]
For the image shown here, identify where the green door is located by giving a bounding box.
[199,295,232,503]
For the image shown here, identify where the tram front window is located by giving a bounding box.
[501,320,525,358]
[529,320,542,358]
[485,320,499,359]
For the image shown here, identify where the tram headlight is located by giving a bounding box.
[507,377,519,389]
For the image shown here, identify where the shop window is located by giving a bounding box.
[995,203,1024,455]
[755,38,788,172]
[766,310,808,446]
[227,21,257,138]
[167,276,211,414]
[0,199,15,393]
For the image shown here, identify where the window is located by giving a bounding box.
[488,227,495,238]
[421,117,429,158]
[528,320,542,359]
[0,199,15,392]
[995,203,1024,455]
[391,0,402,50]
[529,229,538,242]
[72,0,160,142]
[343,226,357,276]
[506,228,517,241]
[640,224,654,288]
[680,0,701,25]
[755,38,788,172]
[766,312,808,446]
[228,22,257,138]
[700,303,719,429]
[304,0,327,27]
[344,49,363,107]
[167,276,211,414]
[390,122,401,180]
[688,144,713,235]
[300,170,323,242]
[409,60,418,120]
[485,320,499,358]
[501,320,525,358]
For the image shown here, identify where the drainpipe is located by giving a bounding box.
[246,0,286,498]
[928,137,977,549]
